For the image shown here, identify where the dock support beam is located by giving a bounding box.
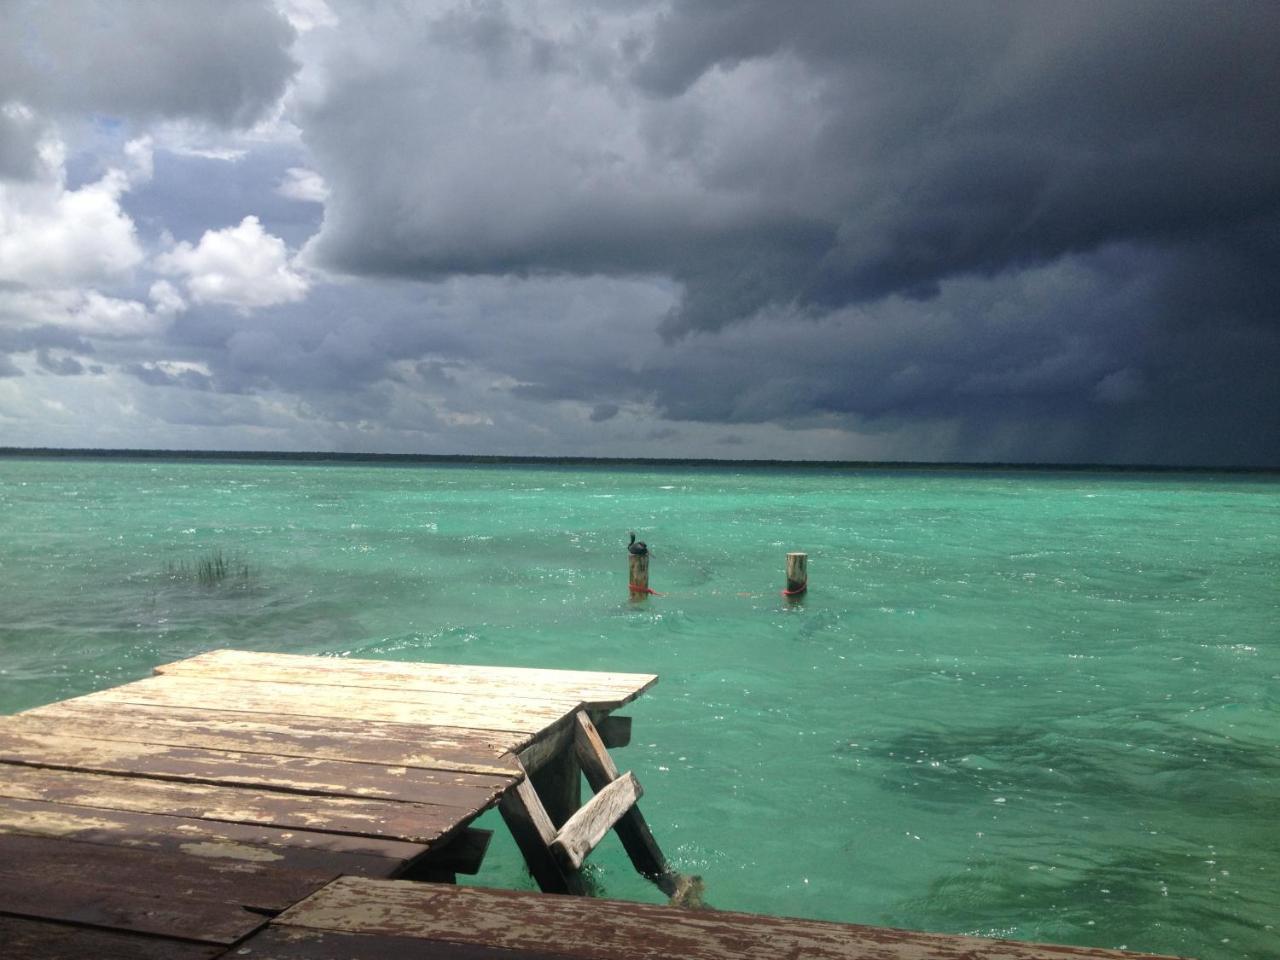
[502,711,676,897]
[530,747,582,828]
[499,778,586,895]
[573,710,677,895]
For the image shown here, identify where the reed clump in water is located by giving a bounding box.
[167,550,253,588]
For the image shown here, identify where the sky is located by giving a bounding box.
[1,0,1277,466]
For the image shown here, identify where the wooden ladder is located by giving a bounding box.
[499,709,677,896]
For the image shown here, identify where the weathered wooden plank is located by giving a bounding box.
[0,833,324,944]
[234,925,580,960]
[549,772,641,871]
[275,878,1185,960]
[64,675,579,735]
[156,649,658,709]
[0,796,420,876]
[0,725,516,806]
[573,710,620,784]
[20,700,523,774]
[0,915,223,960]
[497,776,582,896]
[0,765,470,844]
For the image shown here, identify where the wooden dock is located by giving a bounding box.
[0,649,1184,959]
[0,649,661,956]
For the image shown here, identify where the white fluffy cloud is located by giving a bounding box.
[0,134,146,287]
[277,166,329,203]
[0,288,170,339]
[156,215,309,310]
[148,280,187,316]
[0,123,167,340]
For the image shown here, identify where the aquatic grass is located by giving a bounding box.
[167,549,253,588]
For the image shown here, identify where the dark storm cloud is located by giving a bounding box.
[0,0,296,127]
[11,1,1271,465]
[304,1,1280,334]
[283,0,1280,464]
[638,1,1280,322]
[458,244,1274,465]
[158,282,473,399]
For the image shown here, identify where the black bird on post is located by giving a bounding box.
[628,532,648,557]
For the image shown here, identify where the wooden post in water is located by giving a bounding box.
[629,551,650,597]
[784,552,808,598]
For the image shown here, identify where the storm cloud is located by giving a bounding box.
[0,0,297,127]
[303,2,1280,330]
[1,1,1277,465]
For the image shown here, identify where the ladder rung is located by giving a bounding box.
[550,771,642,870]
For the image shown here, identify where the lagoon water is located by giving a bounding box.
[1,456,1276,958]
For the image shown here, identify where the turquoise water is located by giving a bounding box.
[1,457,1276,959]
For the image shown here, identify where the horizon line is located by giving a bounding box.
[2,446,1276,474]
